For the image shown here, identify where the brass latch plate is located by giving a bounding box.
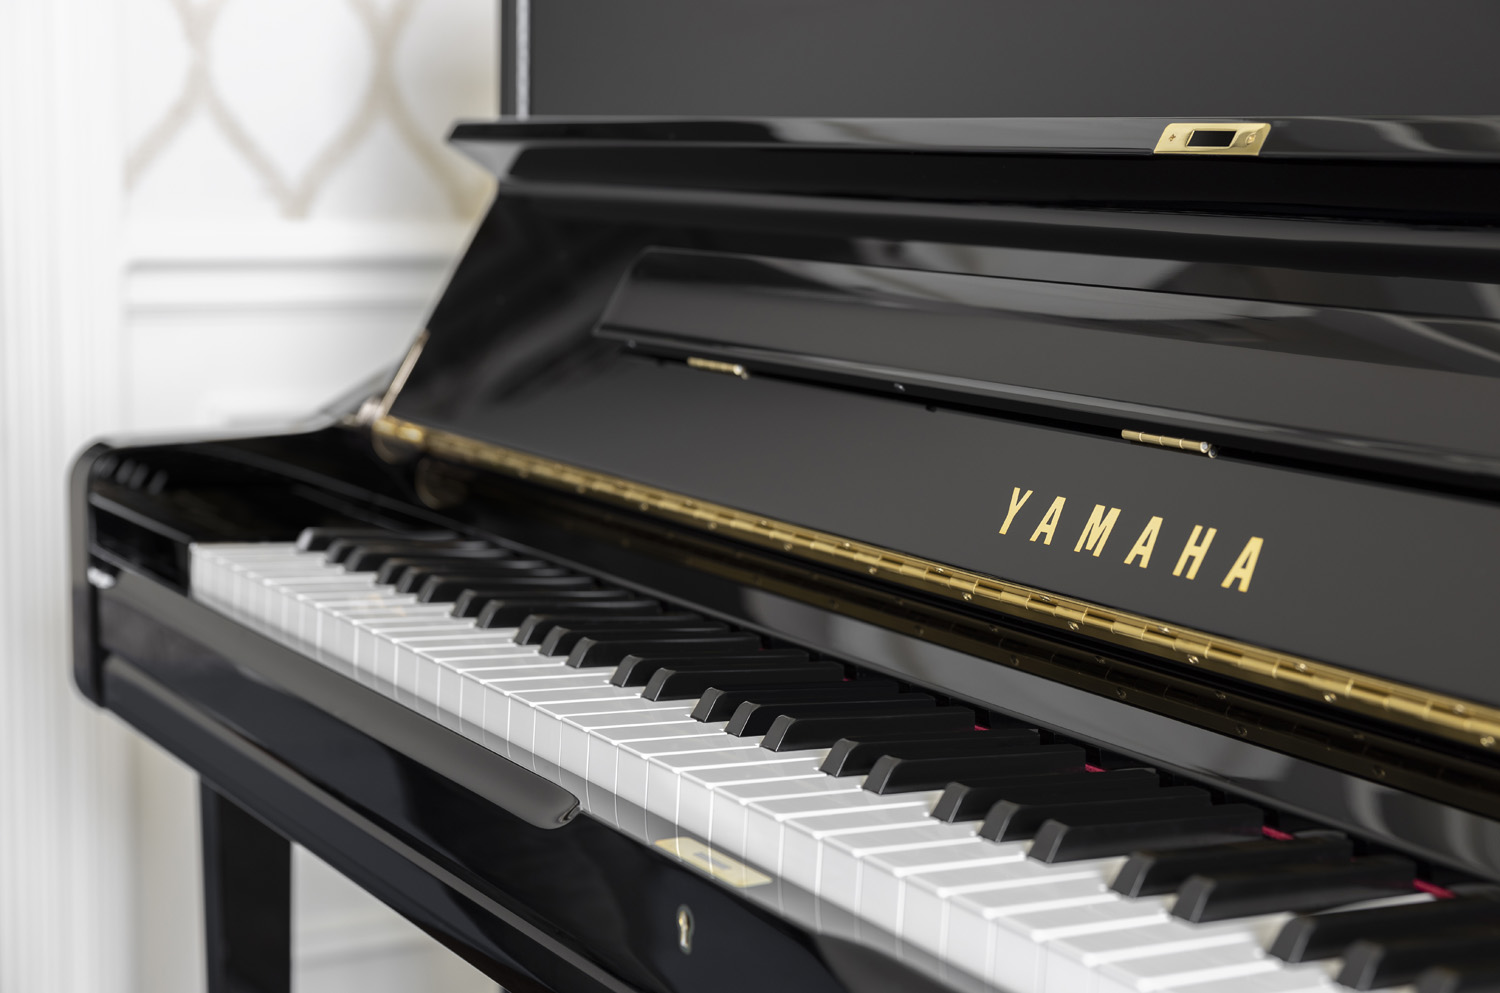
[1154,122,1270,156]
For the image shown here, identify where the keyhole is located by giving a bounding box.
[675,905,694,955]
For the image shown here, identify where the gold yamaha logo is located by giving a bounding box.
[999,487,1263,593]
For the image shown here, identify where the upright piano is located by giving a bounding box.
[68,15,1500,991]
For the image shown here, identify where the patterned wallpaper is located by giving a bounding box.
[125,0,497,221]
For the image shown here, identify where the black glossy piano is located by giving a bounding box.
[70,10,1500,993]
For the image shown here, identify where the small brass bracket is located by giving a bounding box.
[1154,122,1270,156]
[1122,429,1217,458]
[687,357,749,379]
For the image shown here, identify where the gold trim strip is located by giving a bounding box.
[375,414,1500,752]
[1154,122,1270,156]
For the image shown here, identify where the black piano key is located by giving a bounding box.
[1030,803,1265,863]
[1339,928,1500,991]
[383,558,552,589]
[568,633,764,669]
[762,707,977,752]
[1113,833,1353,899]
[725,696,937,737]
[452,580,601,616]
[981,787,1211,843]
[1418,960,1500,993]
[296,527,454,552]
[378,555,527,587]
[418,570,575,602]
[527,615,716,650]
[330,539,491,568]
[474,593,644,628]
[517,611,688,646]
[931,769,1160,823]
[1173,855,1418,924]
[643,664,845,701]
[1271,893,1500,964]
[540,621,728,656]
[690,681,901,723]
[864,746,1089,794]
[819,728,1042,777]
[345,545,505,573]
[611,650,816,687]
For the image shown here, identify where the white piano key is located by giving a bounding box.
[660,756,827,835]
[397,635,506,696]
[360,621,477,685]
[394,631,512,691]
[1046,913,1257,993]
[545,708,693,773]
[501,688,634,767]
[704,779,866,860]
[425,651,546,712]
[821,822,977,919]
[1154,966,1344,993]
[858,839,1022,938]
[386,633,496,699]
[941,876,1121,991]
[346,606,456,660]
[1095,941,1285,993]
[740,792,934,870]
[438,650,550,701]
[614,731,737,810]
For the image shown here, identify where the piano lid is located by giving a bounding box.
[379,116,1500,751]
[451,115,1500,163]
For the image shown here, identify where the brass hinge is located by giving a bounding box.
[687,357,749,379]
[1122,429,1218,458]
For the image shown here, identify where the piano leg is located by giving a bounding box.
[201,783,291,993]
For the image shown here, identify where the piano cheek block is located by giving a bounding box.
[96,575,584,831]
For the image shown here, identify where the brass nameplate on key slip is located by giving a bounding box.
[655,837,771,888]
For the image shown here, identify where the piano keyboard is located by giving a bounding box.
[189,532,1496,993]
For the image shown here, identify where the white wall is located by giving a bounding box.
[2,1,502,991]
[0,2,133,991]
[122,0,497,432]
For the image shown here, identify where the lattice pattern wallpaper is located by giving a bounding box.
[125,0,497,221]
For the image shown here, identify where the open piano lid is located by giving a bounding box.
[380,115,1500,752]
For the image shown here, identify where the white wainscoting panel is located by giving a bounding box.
[0,1,134,992]
[123,221,466,431]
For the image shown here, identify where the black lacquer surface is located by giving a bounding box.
[73,430,1500,882]
[517,3,1500,119]
[391,165,1500,710]
[72,116,1500,993]
[599,248,1500,472]
[101,605,858,993]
